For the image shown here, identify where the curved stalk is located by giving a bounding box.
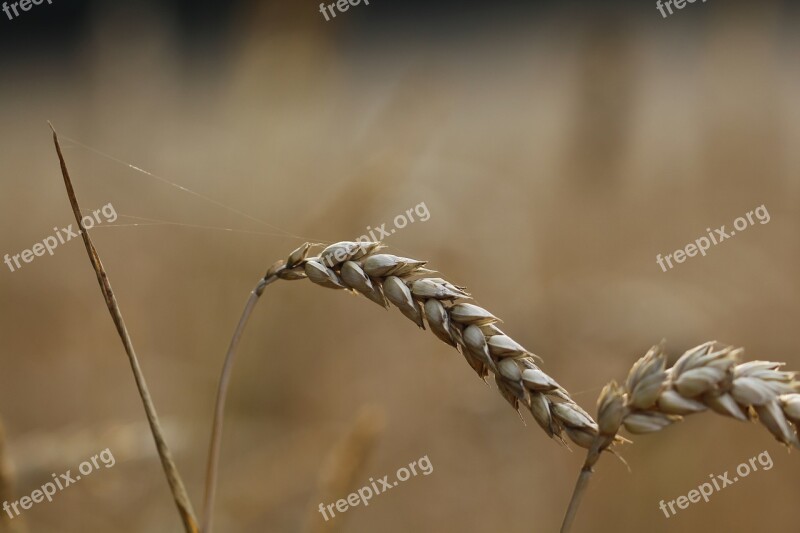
[201,274,279,533]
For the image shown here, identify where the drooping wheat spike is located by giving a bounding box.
[594,341,800,450]
[271,241,600,449]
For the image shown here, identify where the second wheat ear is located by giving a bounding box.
[562,341,800,531]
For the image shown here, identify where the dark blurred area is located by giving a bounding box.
[4,0,795,58]
[1,1,799,532]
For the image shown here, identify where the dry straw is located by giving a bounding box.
[50,125,199,533]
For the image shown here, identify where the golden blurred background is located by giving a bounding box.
[0,1,799,532]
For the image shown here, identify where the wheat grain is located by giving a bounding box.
[271,241,601,450]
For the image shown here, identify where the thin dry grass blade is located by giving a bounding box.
[50,123,198,533]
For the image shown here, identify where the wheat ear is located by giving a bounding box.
[562,341,800,532]
[202,241,609,532]
[284,241,600,446]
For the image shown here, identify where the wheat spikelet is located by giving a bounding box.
[593,341,800,450]
[271,241,599,449]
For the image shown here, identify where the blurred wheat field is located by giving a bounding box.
[0,1,799,532]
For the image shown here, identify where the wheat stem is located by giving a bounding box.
[50,123,199,533]
[560,439,603,533]
[201,274,277,533]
